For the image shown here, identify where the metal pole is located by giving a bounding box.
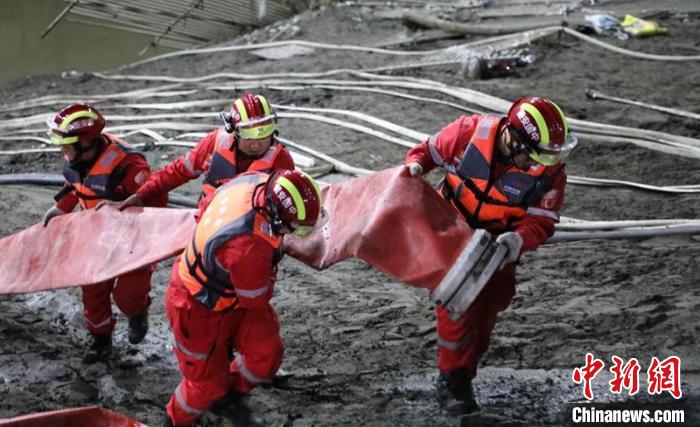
[40,0,79,39]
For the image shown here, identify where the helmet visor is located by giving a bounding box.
[236,114,277,140]
[290,207,328,237]
[529,132,578,166]
[46,117,78,145]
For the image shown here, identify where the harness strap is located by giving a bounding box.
[185,235,237,298]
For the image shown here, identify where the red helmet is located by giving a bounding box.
[265,170,322,236]
[221,93,278,139]
[506,96,577,166]
[46,103,105,145]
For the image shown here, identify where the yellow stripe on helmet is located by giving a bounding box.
[256,95,272,116]
[233,98,249,123]
[277,176,306,221]
[549,100,569,138]
[60,110,98,130]
[521,103,549,147]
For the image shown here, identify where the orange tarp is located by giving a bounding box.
[284,167,473,291]
[0,406,145,427]
[0,207,196,294]
[0,167,471,295]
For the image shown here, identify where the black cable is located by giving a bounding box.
[0,173,198,208]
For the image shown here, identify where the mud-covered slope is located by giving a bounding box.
[0,3,699,426]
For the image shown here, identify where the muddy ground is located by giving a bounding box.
[0,1,699,426]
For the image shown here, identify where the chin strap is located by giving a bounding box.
[256,181,285,235]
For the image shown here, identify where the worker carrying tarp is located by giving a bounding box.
[0,164,522,319]
[43,103,168,364]
[402,96,576,415]
[115,92,295,212]
[161,170,324,426]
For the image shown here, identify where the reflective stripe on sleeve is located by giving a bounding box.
[427,134,445,166]
[234,284,270,299]
[183,153,201,177]
[527,207,559,220]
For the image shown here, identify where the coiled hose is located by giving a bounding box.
[0,173,198,208]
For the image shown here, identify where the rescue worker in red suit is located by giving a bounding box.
[404,96,578,414]
[161,170,323,427]
[116,93,295,211]
[43,103,168,363]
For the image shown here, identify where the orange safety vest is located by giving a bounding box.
[63,134,144,210]
[442,115,560,232]
[202,128,283,197]
[179,172,283,311]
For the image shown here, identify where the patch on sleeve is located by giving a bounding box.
[541,189,559,209]
[134,170,147,186]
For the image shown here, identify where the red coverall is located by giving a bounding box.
[405,115,567,378]
[55,138,167,336]
[165,189,284,425]
[135,128,294,207]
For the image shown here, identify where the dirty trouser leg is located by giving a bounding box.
[81,279,117,335]
[112,266,152,317]
[436,263,516,378]
[229,304,285,393]
[165,278,235,425]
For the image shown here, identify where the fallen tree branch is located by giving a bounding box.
[400,10,566,36]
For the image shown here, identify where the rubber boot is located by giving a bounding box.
[210,391,264,426]
[82,333,112,364]
[160,414,191,427]
[436,368,479,415]
[127,310,149,344]
[160,415,174,427]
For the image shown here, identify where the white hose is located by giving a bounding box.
[550,224,700,243]
[7,72,698,157]
[561,27,700,62]
[0,84,187,114]
[123,28,561,68]
[587,89,700,121]
[557,219,700,230]
[276,137,372,176]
